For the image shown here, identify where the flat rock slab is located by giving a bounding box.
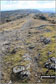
[13,65,25,74]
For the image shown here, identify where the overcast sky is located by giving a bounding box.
[1,0,55,12]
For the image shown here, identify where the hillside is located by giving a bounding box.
[0,10,56,84]
[0,9,41,24]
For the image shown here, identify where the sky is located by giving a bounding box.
[0,0,55,12]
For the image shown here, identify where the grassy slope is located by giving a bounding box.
[0,13,56,83]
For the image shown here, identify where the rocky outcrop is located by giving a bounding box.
[11,65,30,81]
[50,57,56,63]
[44,57,56,71]
[33,14,47,20]
[40,37,51,44]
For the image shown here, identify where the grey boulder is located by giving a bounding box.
[40,37,51,44]
[11,65,30,81]
[50,57,56,63]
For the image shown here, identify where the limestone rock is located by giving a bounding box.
[13,65,25,74]
[11,65,30,81]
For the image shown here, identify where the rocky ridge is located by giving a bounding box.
[0,13,56,84]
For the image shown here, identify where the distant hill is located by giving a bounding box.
[0,9,41,24]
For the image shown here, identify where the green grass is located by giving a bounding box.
[38,26,56,76]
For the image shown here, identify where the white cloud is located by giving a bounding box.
[1,1,55,11]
